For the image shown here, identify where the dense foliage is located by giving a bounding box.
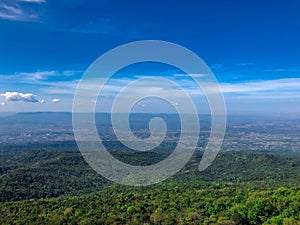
[1,149,300,202]
[1,148,300,224]
[0,150,109,201]
[1,183,300,224]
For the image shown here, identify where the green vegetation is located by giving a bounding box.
[1,183,300,224]
[1,149,300,202]
[0,150,109,201]
[1,148,300,224]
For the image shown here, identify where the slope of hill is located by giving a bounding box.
[1,180,300,224]
[1,149,300,202]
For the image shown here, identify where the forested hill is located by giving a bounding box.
[1,173,300,224]
[1,149,300,202]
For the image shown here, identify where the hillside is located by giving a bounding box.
[1,180,300,224]
[1,149,300,202]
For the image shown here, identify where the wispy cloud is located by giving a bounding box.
[20,0,45,3]
[235,63,254,66]
[38,73,300,100]
[40,80,79,95]
[0,3,25,21]
[0,70,81,83]
[173,73,208,78]
[221,78,300,93]
[0,0,138,37]
[221,78,300,99]
[18,71,57,81]
[62,18,119,34]
[210,64,224,70]
[2,69,300,109]
[0,0,45,22]
[264,68,300,73]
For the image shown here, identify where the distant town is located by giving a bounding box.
[0,112,299,155]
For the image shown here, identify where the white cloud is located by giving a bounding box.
[221,78,300,93]
[62,70,82,76]
[0,92,43,103]
[0,102,5,106]
[40,76,300,100]
[210,64,223,69]
[52,98,60,103]
[235,63,254,66]
[190,74,208,78]
[0,70,81,84]
[0,0,45,22]
[2,69,300,113]
[18,71,57,81]
[173,73,207,78]
[40,80,79,95]
[0,3,24,21]
[20,0,46,3]
[263,68,300,73]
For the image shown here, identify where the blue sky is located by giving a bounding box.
[0,0,299,115]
